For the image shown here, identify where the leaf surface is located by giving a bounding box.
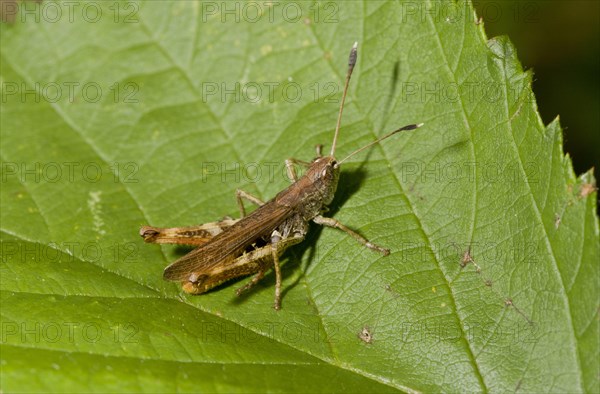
[1,1,598,392]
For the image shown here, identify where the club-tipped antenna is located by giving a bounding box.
[330,42,358,157]
[335,123,424,167]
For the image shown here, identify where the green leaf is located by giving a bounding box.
[1,1,598,392]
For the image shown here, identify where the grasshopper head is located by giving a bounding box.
[306,155,340,205]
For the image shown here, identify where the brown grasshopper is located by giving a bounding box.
[140,42,422,310]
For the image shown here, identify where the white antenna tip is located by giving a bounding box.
[417,123,424,128]
[353,41,358,49]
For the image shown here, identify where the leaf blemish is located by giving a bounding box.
[384,284,400,299]
[579,183,598,199]
[87,190,106,237]
[358,326,373,344]
[461,247,481,273]
[505,298,534,326]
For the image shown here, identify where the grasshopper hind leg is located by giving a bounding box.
[234,232,304,310]
[272,237,283,310]
[236,270,266,296]
[270,231,305,310]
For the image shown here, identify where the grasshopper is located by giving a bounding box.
[140,42,422,310]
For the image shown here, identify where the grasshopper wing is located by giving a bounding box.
[163,200,294,281]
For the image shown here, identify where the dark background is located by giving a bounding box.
[474,1,599,179]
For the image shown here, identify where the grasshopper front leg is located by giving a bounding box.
[285,157,312,182]
[236,189,264,217]
[312,215,390,255]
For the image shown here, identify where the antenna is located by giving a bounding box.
[330,42,358,157]
[335,123,424,167]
